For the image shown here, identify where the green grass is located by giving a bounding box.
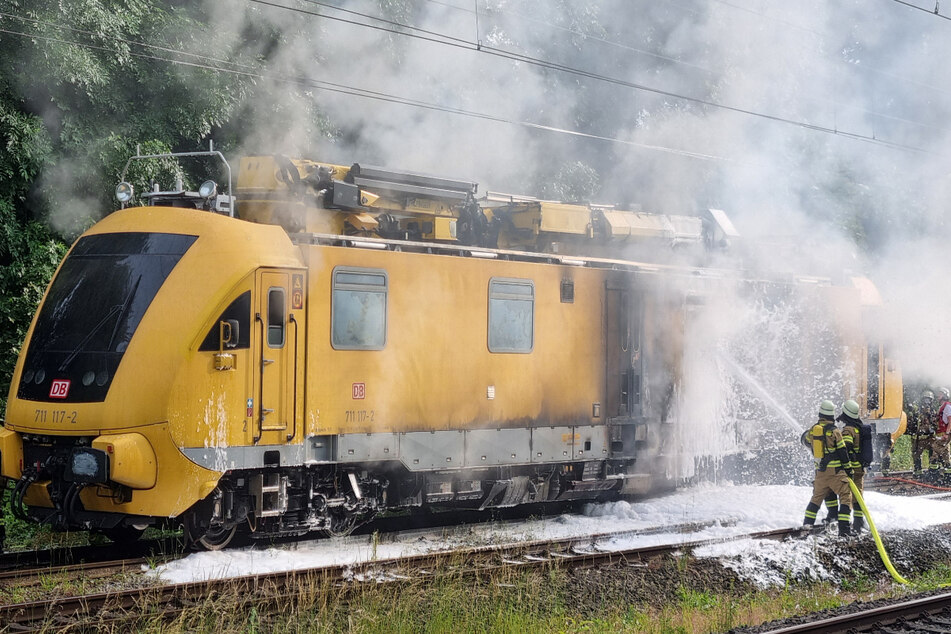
[888,435,913,471]
[29,557,946,634]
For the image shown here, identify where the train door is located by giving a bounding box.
[253,268,305,445]
[866,341,905,457]
[604,283,644,422]
[605,280,646,463]
[866,342,882,415]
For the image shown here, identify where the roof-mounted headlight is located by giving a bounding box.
[198,180,218,199]
[115,182,134,203]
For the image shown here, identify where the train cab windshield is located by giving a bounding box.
[17,232,197,403]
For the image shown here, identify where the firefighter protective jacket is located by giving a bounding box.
[812,422,850,472]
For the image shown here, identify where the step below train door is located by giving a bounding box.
[253,268,306,446]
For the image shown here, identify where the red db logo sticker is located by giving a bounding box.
[50,379,71,399]
[352,383,366,400]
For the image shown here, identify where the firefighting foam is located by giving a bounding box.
[147,483,951,585]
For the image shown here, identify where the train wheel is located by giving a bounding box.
[102,525,146,544]
[197,524,237,551]
[183,506,238,551]
[324,510,358,538]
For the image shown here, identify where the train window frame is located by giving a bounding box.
[198,291,252,351]
[331,267,388,351]
[487,277,534,354]
[267,287,286,348]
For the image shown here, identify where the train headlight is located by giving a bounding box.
[115,182,134,203]
[64,447,109,484]
[198,180,218,199]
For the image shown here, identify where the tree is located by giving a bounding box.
[0,0,263,404]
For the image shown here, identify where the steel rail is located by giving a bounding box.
[760,591,951,633]
[0,556,159,588]
[0,525,799,630]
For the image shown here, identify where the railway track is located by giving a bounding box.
[0,522,798,631]
[0,537,181,573]
[760,591,951,633]
[0,555,167,595]
[0,481,944,631]
[0,502,593,585]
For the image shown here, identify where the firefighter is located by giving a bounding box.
[802,400,854,537]
[933,387,951,478]
[838,399,870,533]
[909,389,937,473]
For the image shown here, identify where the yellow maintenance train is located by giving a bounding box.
[0,148,905,548]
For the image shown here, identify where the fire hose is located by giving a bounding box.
[846,479,911,585]
[874,475,951,491]
[848,479,951,588]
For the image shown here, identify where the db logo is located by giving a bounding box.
[49,379,71,399]
[352,382,366,400]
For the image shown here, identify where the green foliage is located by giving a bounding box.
[0,1,256,233]
[0,0,271,411]
[889,435,913,472]
[0,99,52,202]
[0,101,66,411]
[0,202,67,412]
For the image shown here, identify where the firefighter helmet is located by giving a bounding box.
[841,399,860,420]
[940,387,950,401]
[818,400,836,419]
[922,389,935,401]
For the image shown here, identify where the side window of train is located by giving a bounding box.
[267,288,286,348]
[199,291,252,351]
[331,267,387,350]
[488,278,534,353]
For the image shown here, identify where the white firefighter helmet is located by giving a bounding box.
[841,399,860,420]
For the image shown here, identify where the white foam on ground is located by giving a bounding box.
[147,484,951,585]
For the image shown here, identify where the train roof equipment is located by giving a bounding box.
[114,145,735,264]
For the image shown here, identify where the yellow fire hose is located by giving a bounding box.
[847,477,951,590]
[847,479,911,585]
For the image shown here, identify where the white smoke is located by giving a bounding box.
[205,0,951,462]
[109,1,949,480]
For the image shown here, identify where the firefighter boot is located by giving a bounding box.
[838,504,852,537]
[822,494,837,526]
[802,502,821,532]
[852,516,865,534]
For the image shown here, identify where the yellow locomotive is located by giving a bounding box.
[0,148,904,548]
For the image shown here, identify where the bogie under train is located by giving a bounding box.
[0,150,904,548]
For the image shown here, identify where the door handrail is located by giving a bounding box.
[288,314,299,441]
[254,313,264,443]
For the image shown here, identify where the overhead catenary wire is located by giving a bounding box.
[425,0,719,75]
[890,0,951,21]
[0,24,734,163]
[426,0,951,131]
[247,0,951,156]
[0,8,947,160]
